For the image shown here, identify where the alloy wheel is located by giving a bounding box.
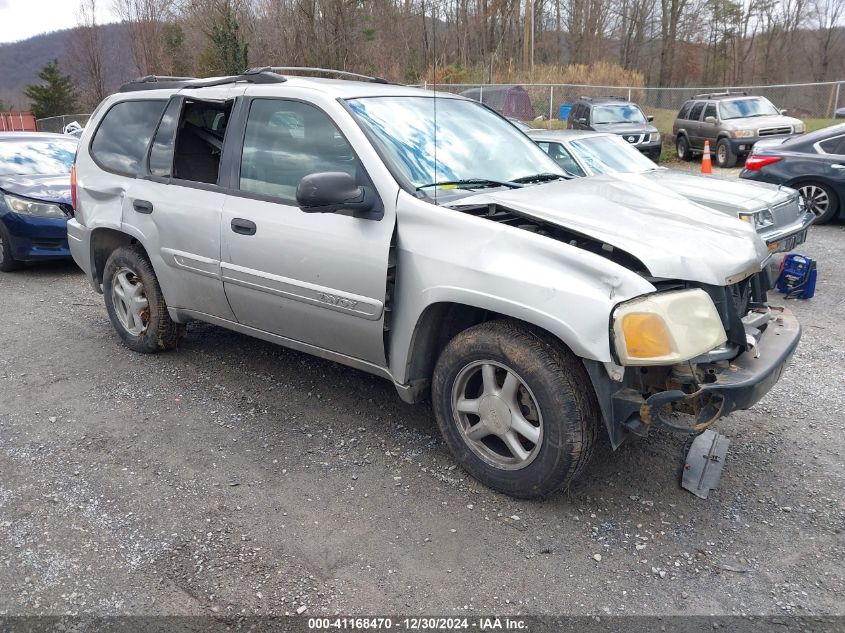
[717,144,727,165]
[111,267,150,335]
[451,360,543,470]
[799,185,830,218]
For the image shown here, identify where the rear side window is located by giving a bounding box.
[688,102,705,121]
[90,100,167,175]
[677,102,693,119]
[819,135,845,155]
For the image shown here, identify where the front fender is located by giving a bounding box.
[388,191,656,384]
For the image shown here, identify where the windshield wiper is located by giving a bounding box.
[511,172,566,184]
[415,178,522,191]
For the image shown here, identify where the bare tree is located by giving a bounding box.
[66,0,108,108]
[113,0,178,74]
[807,0,845,81]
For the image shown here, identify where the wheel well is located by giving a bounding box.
[90,228,146,288]
[403,303,572,402]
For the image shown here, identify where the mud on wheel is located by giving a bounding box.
[103,246,184,353]
[432,319,599,499]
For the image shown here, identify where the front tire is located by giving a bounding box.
[103,246,184,353]
[0,222,21,272]
[715,138,737,168]
[432,320,599,499]
[797,182,839,224]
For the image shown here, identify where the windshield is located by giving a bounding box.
[0,139,77,177]
[568,134,659,175]
[592,104,646,125]
[346,96,563,192]
[720,97,779,120]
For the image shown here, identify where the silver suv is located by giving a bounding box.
[673,93,805,168]
[69,68,800,498]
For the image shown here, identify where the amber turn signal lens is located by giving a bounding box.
[621,313,673,358]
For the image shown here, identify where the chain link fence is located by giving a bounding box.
[426,81,845,128]
[35,113,92,134]
[33,80,844,138]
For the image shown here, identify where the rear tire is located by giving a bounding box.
[103,246,184,353]
[715,138,737,168]
[797,182,839,224]
[0,222,21,272]
[431,320,599,499]
[676,135,692,161]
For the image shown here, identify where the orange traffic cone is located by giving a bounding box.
[701,141,713,175]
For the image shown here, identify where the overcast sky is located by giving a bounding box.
[0,0,117,44]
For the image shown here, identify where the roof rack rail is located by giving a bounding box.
[118,70,286,93]
[248,66,390,84]
[693,90,748,99]
[579,95,628,101]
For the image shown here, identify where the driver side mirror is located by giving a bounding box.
[705,116,717,124]
[576,118,587,124]
[780,108,787,115]
[296,172,381,219]
[647,115,654,122]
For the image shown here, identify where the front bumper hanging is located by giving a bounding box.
[641,308,800,431]
[585,308,801,447]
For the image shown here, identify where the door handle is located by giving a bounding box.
[133,199,153,214]
[231,218,257,236]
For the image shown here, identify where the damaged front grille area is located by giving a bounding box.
[452,202,650,274]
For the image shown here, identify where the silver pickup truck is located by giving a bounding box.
[68,68,801,498]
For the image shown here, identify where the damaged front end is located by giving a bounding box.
[585,269,801,448]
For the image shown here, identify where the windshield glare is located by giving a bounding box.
[592,104,646,125]
[720,97,779,120]
[346,96,563,192]
[0,139,77,177]
[569,135,658,175]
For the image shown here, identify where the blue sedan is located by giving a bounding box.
[0,133,78,271]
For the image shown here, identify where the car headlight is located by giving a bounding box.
[3,193,66,219]
[793,122,805,133]
[612,289,727,366]
[650,132,661,143]
[739,209,775,229]
[733,129,755,138]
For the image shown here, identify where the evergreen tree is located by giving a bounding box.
[24,59,79,119]
[201,1,249,77]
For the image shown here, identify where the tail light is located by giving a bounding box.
[745,155,782,171]
[70,164,77,214]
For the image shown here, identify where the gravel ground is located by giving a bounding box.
[662,158,743,178]
[1,224,843,618]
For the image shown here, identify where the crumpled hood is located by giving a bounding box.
[449,173,769,286]
[0,174,72,206]
[644,169,792,211]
